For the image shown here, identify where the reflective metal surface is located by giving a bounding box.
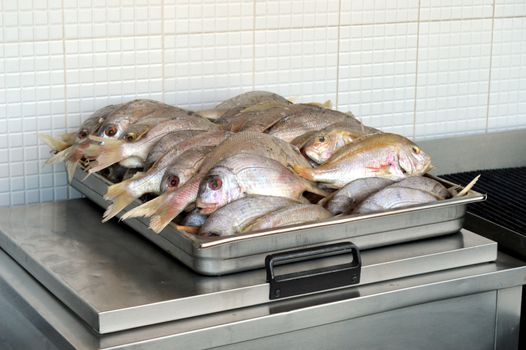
[71,166,485,274]
[0,199,496,334]
[0,247,524,349]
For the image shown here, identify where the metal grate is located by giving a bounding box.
[441,167,526,235]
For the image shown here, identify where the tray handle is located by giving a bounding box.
[265,242,361,300]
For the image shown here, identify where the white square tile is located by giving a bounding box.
[63,0,162,39]
[338,22,418,138]
[420,0,493,21]
[2,0,63,42]
[340,0,419,26]
[495,0,526,17]
[65,35,163,127]
[255,0,339,29]
[164,0,253,34]
[415,19,492,140]
[164,31,253,110]
[254,27,338,104]
[488,18,526,132]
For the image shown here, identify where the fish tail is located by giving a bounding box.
[302,179,329,198]
[120,195,166,221]
[102,172,147,221]
[102,192,136,222]
[149,206,181,233]
[66,160,79,183]
[87,136,124,174]
[45,145,75,165]
[292,165,316,182]
[455,175,481,197]
[39,133,71,152]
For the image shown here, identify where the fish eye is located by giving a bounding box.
[207,177,222,191]
[125,133,136,142]
[104,125,117,137]
[78,130,88,139]
[412,146,421,155]
[318,135,326,143]
[167,175,180,188]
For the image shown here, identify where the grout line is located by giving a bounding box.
[6,14,526,46]
[161,0,165,102]
[485,0,497,134]
[412,0,422,141]
[335,0,342,109]
[252,0,256,90]
[60,0,68,200]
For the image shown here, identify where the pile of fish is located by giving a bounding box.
[41,91,473,237]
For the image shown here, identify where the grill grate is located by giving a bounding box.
[441,167,526,235]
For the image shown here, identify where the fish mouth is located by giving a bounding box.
[196,200,219,215]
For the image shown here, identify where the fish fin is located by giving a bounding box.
[102,192,136,222]
[65,160,79,183]
[321,100,332,109]
[317,191,336,206]
[302,180,329,198]
[455,175,480,197]
[102,172,147,221]
[39,133,70,152]
[292,165,316,181]
[61,132,77,145]
[120,195,166,220]
[87,136,124,173]
[175,225,199,234]
[45,145,75,165]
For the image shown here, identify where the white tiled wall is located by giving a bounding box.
[1,0,525,206]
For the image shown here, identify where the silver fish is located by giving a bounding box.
[324,177,395,215]
[293,133,432,188]
[198,91,291,120]
[196,154,328,214]
[245,204,332,232]
[354,187,438,214]
[199,196,299,237]
[388,176,451,199]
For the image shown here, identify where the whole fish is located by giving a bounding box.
[196,154,328,214]
[122,131,312,233]
[43,104,122,181]
[198,196,299,237]
[267,105,362,142]
[222,103,290,132]
[324,177,395,215]
[94,99,182,140]
[144,130,206,169]
[88,113,220,172]
[245,204,332,232]
[198,91,291,120]
[390,176,451,200]
[301,122,380,164]
[102,132,231,222]
[353,187,438,214]
[293,133,432,188]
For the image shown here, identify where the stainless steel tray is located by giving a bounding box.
[71,166,486,275]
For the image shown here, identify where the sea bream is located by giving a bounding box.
[198,196,299,237]
[353,187,439,214]
[267,105,364,142]
[88,112,220,172]
[198,91,291,120]
[300,122,380,164]
[121,131,312,233]
[293,133,432,188]
[245,203,332,232]
[43,104,122,181]
[196,154,328,214]
[101,132,231,222]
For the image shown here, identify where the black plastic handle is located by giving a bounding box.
[265,242,361,300]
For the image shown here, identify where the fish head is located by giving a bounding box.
[398,143,432,176]
[303,129,356,164]
[196,167,242,215]
[303,131,337,164]
[161,166,196,193]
